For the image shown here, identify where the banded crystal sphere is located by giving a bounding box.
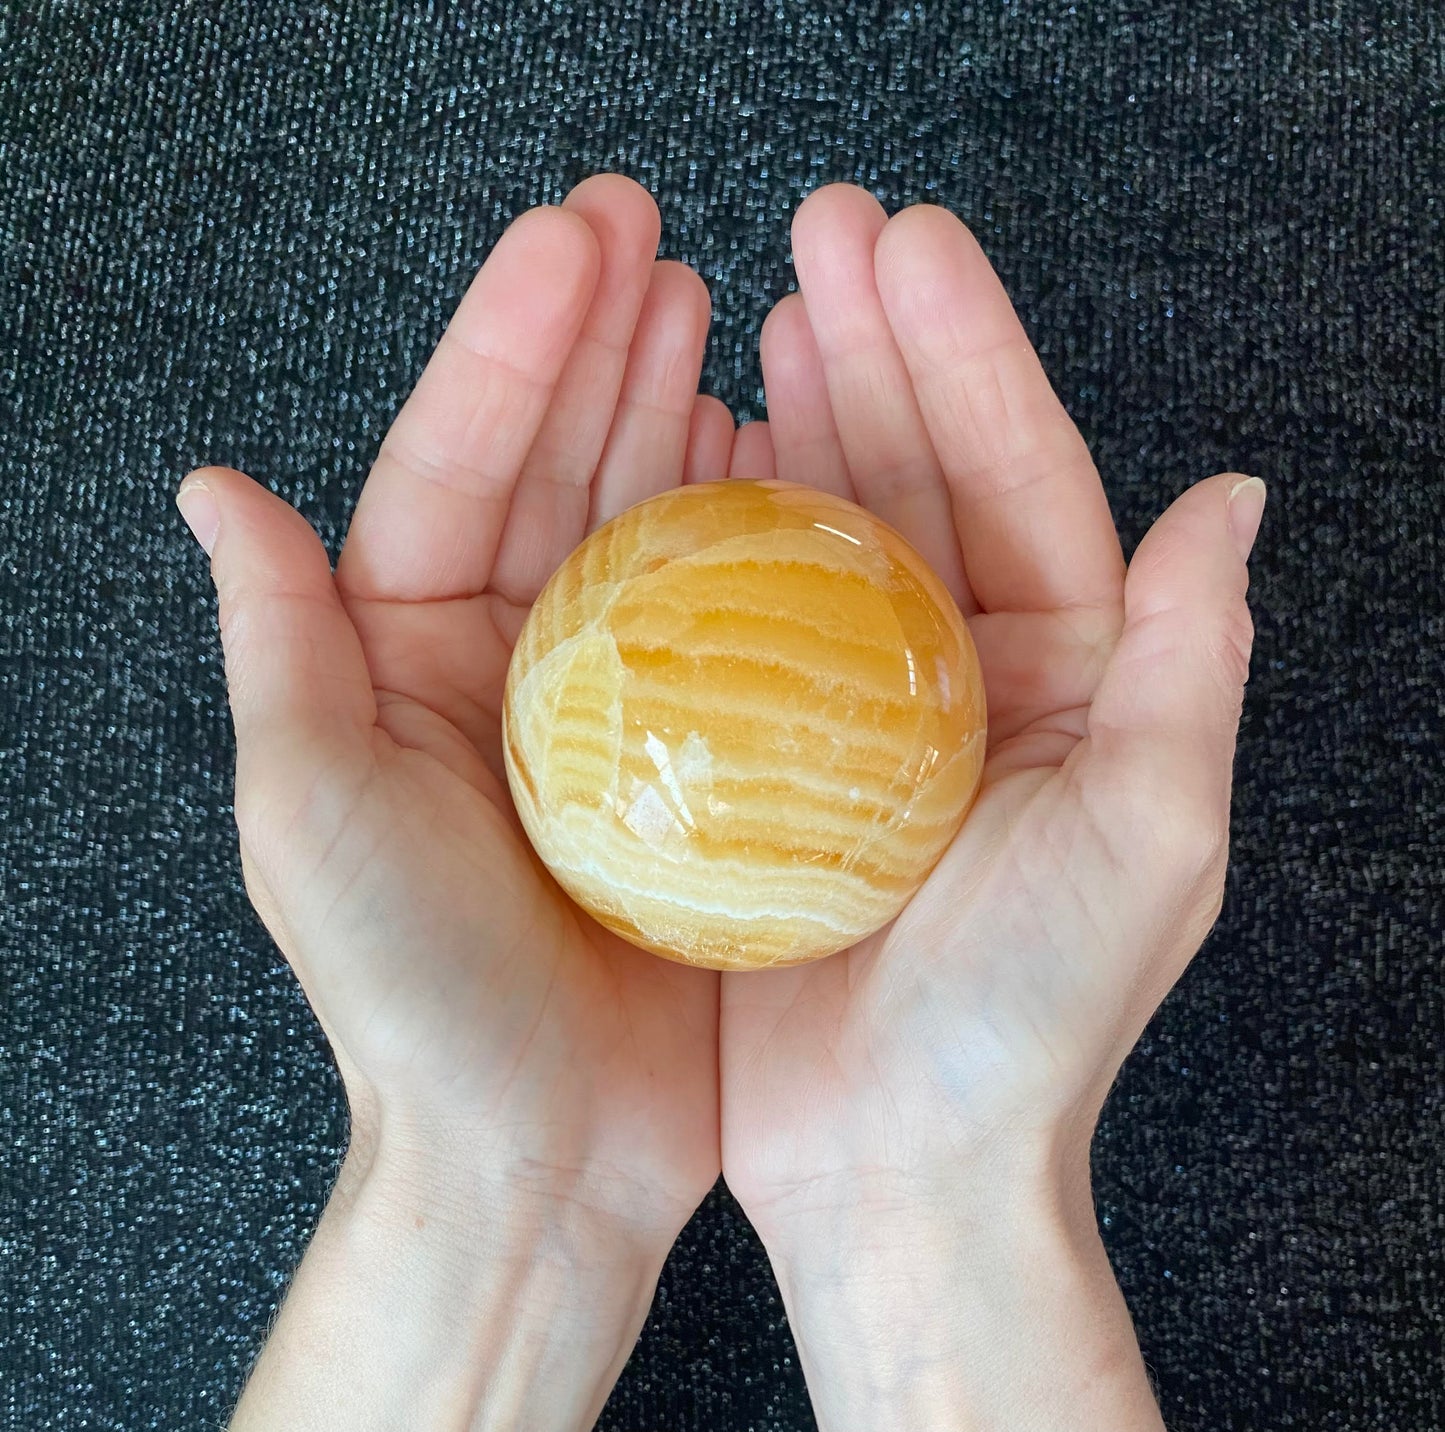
[502,479,987,970]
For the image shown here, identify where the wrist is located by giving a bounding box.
[358,1149,660,1423]
[229,1131,667,1432]
[748,1147,1165,1432]
[341,1078,704,1257]
[736,1117,1095,1258]
[343,1120,673,1276]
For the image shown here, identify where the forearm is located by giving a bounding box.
[758,1166,1166,1432]
[228,1139,662,1432]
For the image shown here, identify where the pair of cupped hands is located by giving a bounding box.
[180,173,1261,1404]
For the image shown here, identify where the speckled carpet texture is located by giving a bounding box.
[2,1,1441,1427]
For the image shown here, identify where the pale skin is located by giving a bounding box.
[177,173,1264,1431]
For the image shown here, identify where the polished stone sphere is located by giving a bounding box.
[502,479,987,970]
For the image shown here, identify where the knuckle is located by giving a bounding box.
[1206,599,1256,693]
[1154,801,1231,897]
[1198,877,1228,932]
[238,842,273,916]
[230,749,285,852]
[239,852,264,909]
[231,786,272,864]
[215,588,251,648]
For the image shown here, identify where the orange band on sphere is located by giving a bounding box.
[502,479,986,970]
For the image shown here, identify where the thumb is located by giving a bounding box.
[1082,471,1265,882]
[177,467,377,769]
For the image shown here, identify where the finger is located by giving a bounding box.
[177,465,376,766]
[335,206,601,604]
[588,260,713,528]
[791,185,972,610]
[874,206,1125,615]
[757,293,855,501]
[489,175,662,605]
[729,421,776,480]
[683,395,736,483]
[1082,473,1265,878]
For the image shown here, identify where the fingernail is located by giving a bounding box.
[176,480,220,556]
[1227,476,1267,562]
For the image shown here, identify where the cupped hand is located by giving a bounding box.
[720,184,1265,1235]
[181,175,738,1245]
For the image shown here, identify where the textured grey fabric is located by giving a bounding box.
[2,1,1441,1428]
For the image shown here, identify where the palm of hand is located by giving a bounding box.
[250,599,717,1224]
[719,187,1252,1226]
[208,176,738,1232]
[722,628,1130,1219]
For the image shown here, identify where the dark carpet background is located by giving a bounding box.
[2,1,1441,1427]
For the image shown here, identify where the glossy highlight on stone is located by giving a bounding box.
[502,479,987,970]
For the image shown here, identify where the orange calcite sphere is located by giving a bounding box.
[502,480,987,970]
